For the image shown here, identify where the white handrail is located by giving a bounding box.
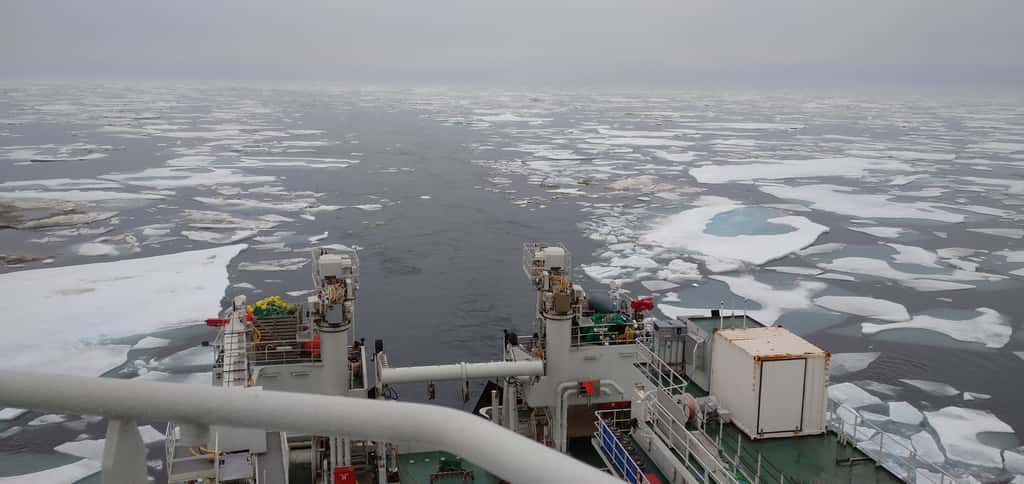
[0,370,621,484]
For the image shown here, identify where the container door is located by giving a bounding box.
[757,358,806,434]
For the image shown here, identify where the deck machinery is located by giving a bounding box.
[161,243,953,484]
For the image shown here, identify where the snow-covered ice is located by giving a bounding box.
[924,406,1014,468]
[238,258,308,271]
[643,199,827,269]
[813,296,910,321]
[27,414,67,426]
[761,184,965,223]
[0,459,101,483]
[690,157,909,184]
[900,379,960,397]
[0,408,28,421]
[889,402,925,426]
[830,352,880,376]
[0,245,245,375]
[641,280,679,292]
[711,274,826,324]
[829,382,884,408]
[863,308,1011,348]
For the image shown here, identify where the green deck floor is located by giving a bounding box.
[397,451,501,484]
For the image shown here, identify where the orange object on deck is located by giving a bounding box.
[205,318,229,327]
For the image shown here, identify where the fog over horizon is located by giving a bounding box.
[2,0,1023,88]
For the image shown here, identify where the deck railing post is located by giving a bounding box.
[755,452,762,484]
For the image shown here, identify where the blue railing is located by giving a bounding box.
[596,410,650,484]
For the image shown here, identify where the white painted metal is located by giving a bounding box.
[0,371,621,484]
[757,359,805,434]
[102,417,149,484]
[710,329,827,439]
[379,360,543,384]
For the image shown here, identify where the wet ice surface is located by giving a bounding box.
[0,84,1022,481]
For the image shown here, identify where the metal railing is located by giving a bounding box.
[827,400,956,484]
[595,409,652,484]
[633,342,688,396]
[165,422,177,477]
[0,370,624,484]
[700,420,785,484]
[645,399,741,484]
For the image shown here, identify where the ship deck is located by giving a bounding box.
[397,451,501,484]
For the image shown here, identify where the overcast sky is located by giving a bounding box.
[2,0,1022,86]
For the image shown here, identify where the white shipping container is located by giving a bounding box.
[709,327,829,440]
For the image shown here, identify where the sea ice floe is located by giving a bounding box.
[690,157,909,184]
[0,245,245,375]
[641,280,679,292]
[862,308,1011,348]
[887,244,942,268]
[607,175,674,192]
[149,346,213,372]
[967,142,1024,153]
[814,296,910,321]
[28,414,68,426]
[963,392,991,401]
[766,266,823,275]
[655,259,702,282]
[830,352,881,376]
[182,230,258,245]
[799,243,846,256]
[648,150,696,162]
[193,197,315,212]
[889,402,925,426]
[586,137,693,147]
[642,199,828,270]
[900,379,960,397]
[760,184,965,223]
[17,211,119,230]
[0,178,123,190]
[924,406,1015,468]
[967,228,1024,239]
[102,167,275,189]
[180,210,279,230]
[131,336,171,350]
[0,458,101,483]
[820,257,1003,291]
[848,226,909,238]
[238,258,309,271]
[0,190,162,203]
[829,382,884,408]
[0,408,28,421]
[710,274,826,325]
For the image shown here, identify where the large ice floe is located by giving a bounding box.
[710,274,826,325]
[0,245,245,375]
[813,296,910,321]
[642,197,828,271]
[760,184,966,223]
[689,157,910,184]
[862,308,1011,348]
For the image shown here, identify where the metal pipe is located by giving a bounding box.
[0,371,621,484]
[380,360,543,385]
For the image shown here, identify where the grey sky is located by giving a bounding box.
[2,0,1022,86]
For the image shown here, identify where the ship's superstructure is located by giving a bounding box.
[0,243,957,484]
